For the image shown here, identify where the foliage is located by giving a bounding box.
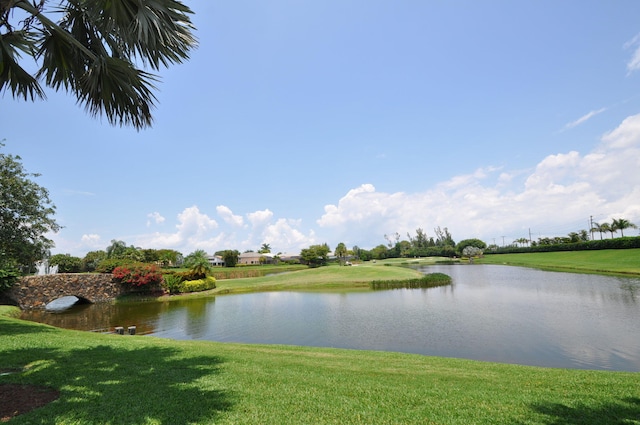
[370,273,451,290]
[462,246,483,257]
[112,263,162,287]
[334,242,348,264]
[184,250,208,267]
[0,0,196,129]
[220,250,240,268]
[0,258,19,292]
[455,238,487,254]
[490,236,640,254]
[49,253,82,273]
[300,243,331,267]
[258,243,271,253]
[177,276,216,293]
[95,258,136,273]
[106,240,127,259]
[162,273,184,295]
[0,142,60,269]
[82,250,107,272]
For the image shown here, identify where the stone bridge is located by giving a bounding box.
[3,274,130,310]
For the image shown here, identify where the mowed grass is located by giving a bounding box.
[478,248,640,276]
[1,308,639,425]
[200,262,427,295]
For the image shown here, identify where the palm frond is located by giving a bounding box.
[74,0,196,70]
[0,31,46,100]
[76,56,158,128]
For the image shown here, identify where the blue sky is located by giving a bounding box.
[3,1,640,257]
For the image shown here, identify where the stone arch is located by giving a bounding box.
[4,274,129,310]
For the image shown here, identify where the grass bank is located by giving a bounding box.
[175,262,428,297]
[478,248,640,276]
[1,309,638,424]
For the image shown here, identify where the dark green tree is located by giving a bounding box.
[220,250,240,268]
[300,243,331,267]
[49,253,82,273]
[334,242,347,265]
[611,218,637,237]
[1,0,196,129]
[0,143,60,269]
[82,250,106,272]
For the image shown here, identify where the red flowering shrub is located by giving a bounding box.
[112,264,163,287]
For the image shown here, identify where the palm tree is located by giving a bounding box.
[334,242,348,265]
[259,243,271,254]
[611,218,638,237]
[1,0,196,129]
[591,223,607,240]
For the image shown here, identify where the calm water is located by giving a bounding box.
[21,265,640,371]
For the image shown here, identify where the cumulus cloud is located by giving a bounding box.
[317,113,640,246]
[216,205,244,227]
[247,209,274,226]
[146,212,165,227]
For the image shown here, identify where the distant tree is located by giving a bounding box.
[183,250,209,269]
[82,250,106,272]
[567,232,580,243]
[370,244,389,260]
[300,244,331,267]
[154,249,182,267]
[334,242,348,265]
[591,222,607,240]
[455,239,487,255]
[220,250,240,268]
[0,143,60,269]
[106,240,127,259]
[611,218,637,237]
[0,0,197,129]
[49,253,82,273]
[258,243,271,254]
[141,249,160,263]
[434,226,455,247]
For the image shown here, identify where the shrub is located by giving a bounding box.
[0,267,19,292]
[49,254,83,273]
[163,273,184,295]
[96,258,135,273]
[178,276,216,293]
[113,264,163,287]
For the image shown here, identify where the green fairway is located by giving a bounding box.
[478,248,640,276]
[1,308,638,424]
[172,262,428,297]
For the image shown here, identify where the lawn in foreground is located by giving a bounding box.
[478,248,640,276]
[1,309,638,425]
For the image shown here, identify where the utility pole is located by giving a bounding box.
[589,215,594,241]
[529,228,532,245]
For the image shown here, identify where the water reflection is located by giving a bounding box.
[21,265,640,371]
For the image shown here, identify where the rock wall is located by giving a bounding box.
[4,274,129,310]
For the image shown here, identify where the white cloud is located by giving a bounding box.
[247,209,274,226]
[146,212,165,227]
[216,205,244,227]
[624,33,640,74]
[563,108,606,130]
[317,113,640,246]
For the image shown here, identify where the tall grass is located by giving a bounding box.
[370,272,451,289]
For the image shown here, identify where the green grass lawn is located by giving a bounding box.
[478,248,640,276]
[1,308,638,424]
[166,262,429,298]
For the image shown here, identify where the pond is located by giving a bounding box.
[21,265,640,371]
